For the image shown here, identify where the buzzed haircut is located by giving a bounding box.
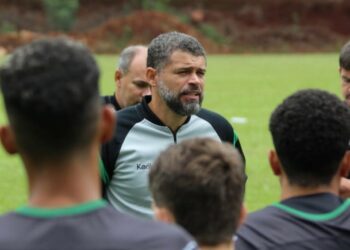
[147,31,206,71]
[149,138,245,246]
[269,89,350,187]
[117,45,147,74]
[340,41,350,70]
[0,38,100,162]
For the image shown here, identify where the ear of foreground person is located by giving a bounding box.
[235,89,350,250]
[149,138,247,250]
[0,37,197,250]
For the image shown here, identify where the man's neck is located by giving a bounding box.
[24,147,101,208]
[280,176,340,200]
[199,242,233,250]
[149,96,188,133]
[114,93,124,109]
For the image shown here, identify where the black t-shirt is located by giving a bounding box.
[0,200,197,250]
[236,193,350,250]
[101,94,121,111]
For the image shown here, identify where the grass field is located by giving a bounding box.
[0,53,341,213]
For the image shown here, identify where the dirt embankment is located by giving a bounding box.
[0,0,350,54]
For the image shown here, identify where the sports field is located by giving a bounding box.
[0,53,340,213]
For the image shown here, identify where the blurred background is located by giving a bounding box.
[1,0,350,55]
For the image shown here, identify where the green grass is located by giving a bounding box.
[0,53,340,213]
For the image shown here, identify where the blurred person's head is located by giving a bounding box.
[149,138,246,249]
[269,89,350,189]
[0,37,114,167]
[115,45,150,109]
[339,41,350,106]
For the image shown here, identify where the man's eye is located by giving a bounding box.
[134,82,150,88]
[343,78,350,83]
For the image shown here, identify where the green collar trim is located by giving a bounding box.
[272,199,350,221]
[99,157,109,185]
[233,131,238,146]
[16,199,107,218]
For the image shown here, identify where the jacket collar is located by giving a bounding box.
[138,95,191,127]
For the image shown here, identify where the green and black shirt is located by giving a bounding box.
[0,199,197,250]
[236,193,350,250]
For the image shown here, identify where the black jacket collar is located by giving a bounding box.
[138,95,191,127]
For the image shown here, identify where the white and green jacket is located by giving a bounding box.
[101,96,245,219]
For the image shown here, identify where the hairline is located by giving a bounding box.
[117,45,147,74]
[156,49,207,72]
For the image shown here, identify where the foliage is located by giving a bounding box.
[42,0,79,31]
[122,0,172,13]
[199,23,229,44]
[0,21,16,34]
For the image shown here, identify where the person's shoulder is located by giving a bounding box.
[0,212,28,243]
[195,108,234,142]
[102,206,197,249]
[197,108,229,121]
[237,205,282,240]
[0,212,18,225]
[196,108,232,127]
[0,211,22,226]
[242,205,283,228]
[235,206,284,250]
[116,103,143,122]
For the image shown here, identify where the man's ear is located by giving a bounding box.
[152,203,175,224]
[115,70,123,88]
[269,150,282,176]
[339,151,350,178]
[99,105,116,143]
[146,67,157,87]
[0,125,17,154]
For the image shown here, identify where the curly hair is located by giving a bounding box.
[0,37,100,162]
[269,89,350,187]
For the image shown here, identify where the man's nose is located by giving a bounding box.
[189,72,201,84]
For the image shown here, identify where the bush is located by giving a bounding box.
[0,21,16,34]
[199,23,229,44]
[42,0,79,31]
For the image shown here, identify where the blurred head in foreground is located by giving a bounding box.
[149,138,246,250]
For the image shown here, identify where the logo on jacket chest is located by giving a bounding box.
[136,162,152,170]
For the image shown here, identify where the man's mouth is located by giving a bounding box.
[181,91,201,101]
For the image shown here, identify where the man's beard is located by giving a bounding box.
[158,80,203,116]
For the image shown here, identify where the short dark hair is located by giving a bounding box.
[269,89,350,187]
[147,31,206,71]
[340,41,350,70]
[0,37,100,162]
[149,138,245,246]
